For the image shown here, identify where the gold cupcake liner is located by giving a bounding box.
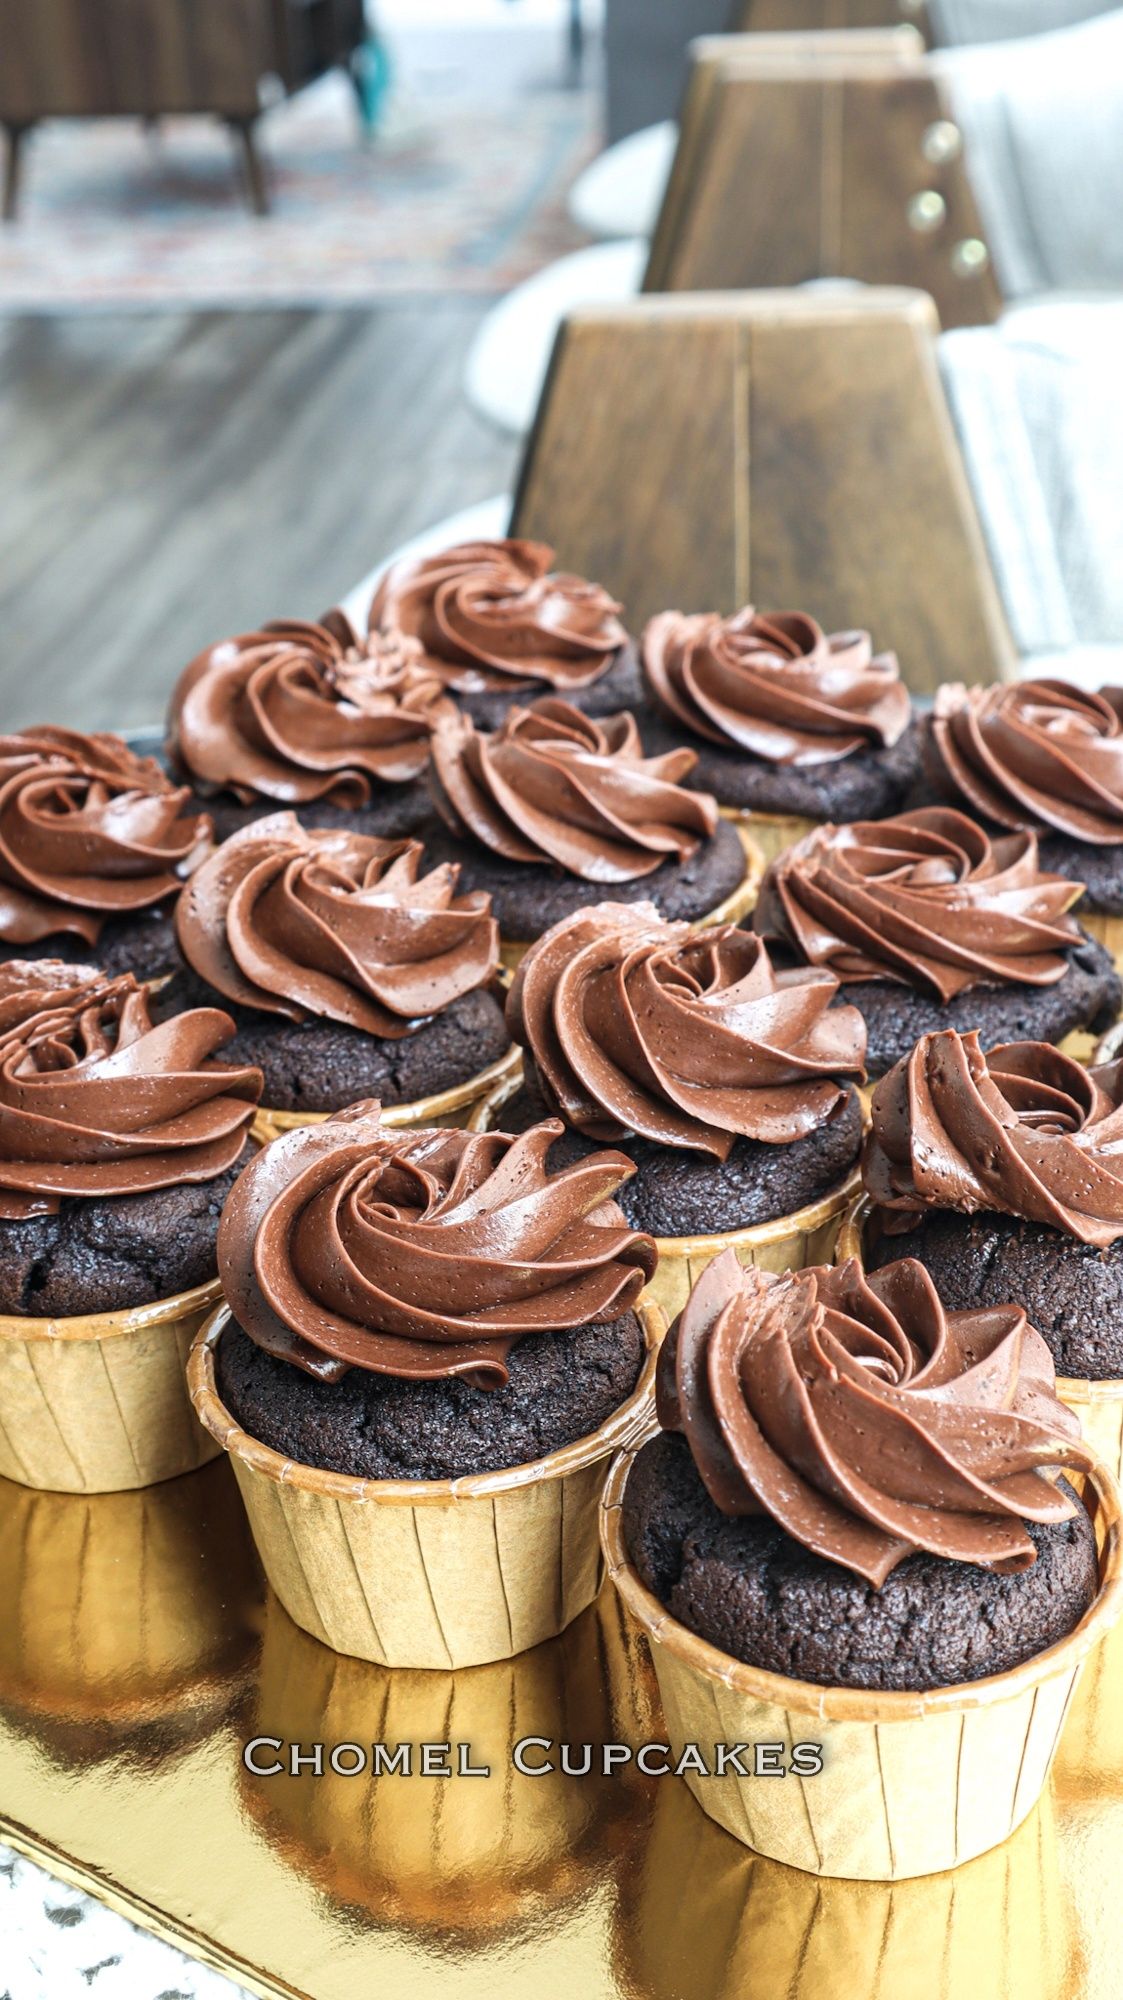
[720,805,817,867]
[602,1421,1123,1880]
[188,1296,665,1671]
[470,1057,859,1320]
[839,1195,1123,1478]
[240,1585,652,1939]
[1081,909,1123,981]
[497,822,765,973]
[250,1042,523,1146]
[0,1279,223,1494]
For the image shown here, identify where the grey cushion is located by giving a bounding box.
[931,0,1120,42]
[940,301,1123,662]
[940,11,1123,294]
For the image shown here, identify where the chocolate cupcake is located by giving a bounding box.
[604,1249,1121,1878]
[0,961,262,1491]
[920,679,1123,969]
[855,1031,1123,1471]
[166,611,447,842]
[369,536,641,727]
[751,806,1121,1075]
[190,1103,661,1668]
[0,727,211,982]
[484,902,866,1315]
[426,697,757,959]
[642,606,920,857]
[157,811,513,1133]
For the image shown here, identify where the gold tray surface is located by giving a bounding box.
[1,1457,1121,2000]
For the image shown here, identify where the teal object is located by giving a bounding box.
[351,34,391,133]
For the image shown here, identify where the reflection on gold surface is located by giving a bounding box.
[0,1460,260,1766]
[1055,1620,1123,1797]
[614,1776,1082,2000]
[240,1586,660,1943]
[0,1448,1119,2000]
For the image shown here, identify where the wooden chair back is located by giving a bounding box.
[510,289,1014,692]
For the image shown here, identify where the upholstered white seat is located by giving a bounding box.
[463,238,646,436]
[566,119,677,241]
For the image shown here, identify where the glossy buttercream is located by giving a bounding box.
[656,1248,1091,1587]
[0,728,210,946]
[168,612,446,805]
[0,967,261,1220]
[930,680,1123,844]
[507,902,865,1159]
[644,607,909,763]
[865,1029,1123,1247]
[218,1101,657,1385]
[175,813,499,1036]
[371,538,627,694]
[753,807,1083,1001]
[430,698,717,882]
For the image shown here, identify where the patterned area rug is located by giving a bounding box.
[0,72,594,307]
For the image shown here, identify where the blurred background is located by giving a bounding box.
[0,0,602,730]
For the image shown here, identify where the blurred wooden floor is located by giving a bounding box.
[0,303,517,732]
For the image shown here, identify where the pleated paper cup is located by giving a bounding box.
[1081,908,1123,980]
[0,1278,223,1494]
[721,806,817,868]
[839,1195,1123,1482]
[188,1297,665,1671]
[602,1422,1123,1880]
[251,1042,522,1146]
[497,822,765,973]
[0,1460,258,1761]
[240,1585,653,1939]
[469,1060,860,1321]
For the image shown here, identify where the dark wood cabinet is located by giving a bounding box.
[0,0,370,217]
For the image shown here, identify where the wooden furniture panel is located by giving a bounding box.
[510,291,1015,690]
[737,0,930,31]
[645,35,1001,328]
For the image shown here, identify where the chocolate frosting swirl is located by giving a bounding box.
[656,1248,1091,1587]
[930,680,1123,845]
[168,612,447,806]
[0,728,211,947]
[507,902,866,1159]
[175,812,499,1036]
[644,607,910,763]
[0,967,261,1221]
[218,1101,657,1386]
[865,1029,1123,1247]
[370,538,627,694]
[430,698,717,882]
[753,807,1083,1001]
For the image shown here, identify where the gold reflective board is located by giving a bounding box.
[0,1460,1120,2000]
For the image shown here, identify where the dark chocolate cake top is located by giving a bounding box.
[507,900,865,1160]
[643,605,909,764]
[655,1247,1092,1587]
[218,1102,656,1386]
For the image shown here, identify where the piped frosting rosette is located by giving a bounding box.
[643,607,910,763]
[167,611,447,805]
[430,698,718,882]
[370,538,627,694]
[753,806,1084,1001]
[217,1102,657,1386]
[864,1030,1123,1248]
[0,965,261,1219]
[656,1248,1093,1587]
[929,680,1123,843]
[175,812,499,1036]
[0,727,211,947]
[507,902,866,1159]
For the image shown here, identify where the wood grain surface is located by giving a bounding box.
[511,289,1015,689]
[0,304,517,731]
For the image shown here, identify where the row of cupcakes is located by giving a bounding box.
[3,538,1123,1887]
